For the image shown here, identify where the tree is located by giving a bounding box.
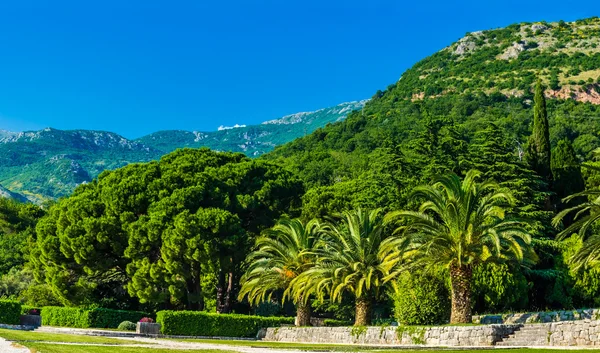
[526,80,552,184]
[552,139,585,204]
[464,123,553,237]
[289,209,400,326]
[553,190,600,270]
[32,148,303,310]
[238,218,321,326]
[385,170,535,323]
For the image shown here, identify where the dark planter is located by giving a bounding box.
[20,315,42,327]
[136,322,161,335]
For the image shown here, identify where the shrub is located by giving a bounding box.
[0,300,21,325]
[323,319,352,327]
[139,317,154,323]
[472,263,529,313]
[392,273,450,325]
[118,321,136,331]
[41,306,151,329]
[156,311,293,337]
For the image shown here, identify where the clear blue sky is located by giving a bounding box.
[0,1,598,138]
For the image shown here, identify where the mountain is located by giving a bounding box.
[263,17,600,215]
[0,101,366,202]
[0,185,28,203]
[392,17,600,103]
[136,100,367,156]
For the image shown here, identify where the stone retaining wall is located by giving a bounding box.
[536,320,600,346]
[473,308,600,324]
[263,325,521,346]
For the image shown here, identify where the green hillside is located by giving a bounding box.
[264,17,600,220]
[0,101,365,202]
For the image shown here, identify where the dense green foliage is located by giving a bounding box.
[41,307,90,328]
[289,209,398,325]
[40,307,149,329]
[526,81,552,183]
[392,273,450,325]
[238,217,320,325]
[117,321,137,331]
[323,319,353,327]
[0,300,21,325]
[7,16,600,327]
[31,148,302,312]
[156,310,293,337]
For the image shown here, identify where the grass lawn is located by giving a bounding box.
[173,339,600,352]
[0,328,142,345]
[17,343,235,353]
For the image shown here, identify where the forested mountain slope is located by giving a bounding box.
[264,16,600,219]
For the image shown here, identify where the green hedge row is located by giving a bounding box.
[41,307,150,329]
[323,319,352,327]
[0,300,21,325]
[156,311,294,337]
[21,305,42,316]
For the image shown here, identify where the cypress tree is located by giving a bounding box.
[526,80,552,184]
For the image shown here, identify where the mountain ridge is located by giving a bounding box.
[0,100,367,202]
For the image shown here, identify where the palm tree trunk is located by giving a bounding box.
[296,299,312,326]
[354,297,371,326]
[449,264,472,324]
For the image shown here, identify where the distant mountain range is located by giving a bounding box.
[0,100,367,203]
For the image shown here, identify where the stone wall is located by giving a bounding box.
[263,325,521,346]
[538,320,600,346]
[473,308,600,324]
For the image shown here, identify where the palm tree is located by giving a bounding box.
[238,217,320,326]
[288,208,401,326]
[384,170,535,324]
[553,190,600,270]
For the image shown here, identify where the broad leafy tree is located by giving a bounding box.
[385,170,535,323]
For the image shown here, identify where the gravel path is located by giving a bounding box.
[115,336,311,352]
[0,338,30,353]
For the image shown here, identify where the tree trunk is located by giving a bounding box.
[295,298,311,326]
[449,264,473,324]
[216,269,226,313]
[354,297,371,326]
[223,270,234,313]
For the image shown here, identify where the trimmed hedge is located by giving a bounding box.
[323,319,352,327]
[41,307,150,329]
[0,300,21,325]
[156,311,294,337]
[21,305,42,316]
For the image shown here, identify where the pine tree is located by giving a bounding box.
[526,80,552,184]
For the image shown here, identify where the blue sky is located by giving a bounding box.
[0,1,599,138]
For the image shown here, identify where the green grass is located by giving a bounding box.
[0,328,141,345]
[18,343,235,353]
[172,339,600,352]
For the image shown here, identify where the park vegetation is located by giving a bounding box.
[4,17,600,332]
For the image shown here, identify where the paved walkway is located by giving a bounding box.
[0,338,30,353]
